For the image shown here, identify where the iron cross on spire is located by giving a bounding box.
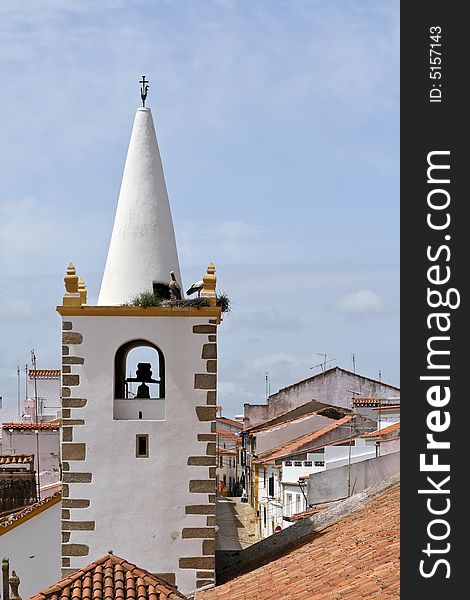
[139,75,149,107]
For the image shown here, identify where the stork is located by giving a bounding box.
[186,279,204,297]
[169,271,182,300]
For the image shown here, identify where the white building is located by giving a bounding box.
[0,492,61,599]
[56,99,222,595]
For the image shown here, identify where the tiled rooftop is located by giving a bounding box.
[31,553,188,600]
[197,483,400,599]
[216,417,243,429]
[254,415,354,464]
[352,397,400,407]
[28,369,61,378]
[216,429,241,442]
[362,422,400,438]
[0,453,34,465]
[1,422,59,431]
[0,491,61,532]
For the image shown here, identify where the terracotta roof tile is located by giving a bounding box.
[362,422,400,438]
[31,554,188,600]
[0,491,61,531]
[216,417,243,429]
[0,453,34,465]
[352,397,400,407]
[29,369,61,378]
[1,422,59,431]
[254,415,354,464]
[197,484,399,600]
[215,430,241,443]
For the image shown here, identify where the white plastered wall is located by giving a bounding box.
[64,314,215,595]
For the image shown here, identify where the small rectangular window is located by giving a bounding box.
[136,434,149,458]
[294,461,302,467]
[304,461,313,467]
[285,461,292,466]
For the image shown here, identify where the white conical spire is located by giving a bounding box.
[98,107,182,305]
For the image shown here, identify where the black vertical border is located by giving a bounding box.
[401,3,465,597]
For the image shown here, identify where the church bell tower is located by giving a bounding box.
[57,81,220,596]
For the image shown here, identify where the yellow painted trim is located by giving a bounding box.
[0,494,61,536]
[56,305,222,323]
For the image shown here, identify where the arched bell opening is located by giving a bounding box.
[115,340,165,400]
[113,340,166,421]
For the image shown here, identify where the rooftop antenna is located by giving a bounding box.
[17,365,21,420]
[31,350,41,500]
[352,354,356,374]
[139,75,149,107]
[265,372,270,401]
[309,356,336,372]
[378,370,382,382]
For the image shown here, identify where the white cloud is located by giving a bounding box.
[335,289,385,315]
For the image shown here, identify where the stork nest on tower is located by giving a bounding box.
[124,291,231,313]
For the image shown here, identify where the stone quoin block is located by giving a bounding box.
[63,375,80,386]
[62,419,85,426]
[193,325,217,334]
[185,505,216,515]
[189,480,215,494]
[62,509,70,520]
[61,409,71,418]
[62,521,95,531]
[62,462,70,471]
[62,398,87,408]
[195,406,216,421]
[203,540,215,555]
[62,532,70,543]
[206,391,216,405]
[206,516,216,526]
[62,443,86,461]
[62,484,69,497]
[209,467,216,478]
[62,346,69,356]
[209,319,217,324]
[197,433,216,442]
[62,544,89,557]
[181,528,215,539]
[201,344,217,359]
[62,388,71,398]
[63,322,73,331]
[62,472,92,483]
[210,422,216,433]
[62,427,73,442]
[208,494,216,503]
[196,571,215,579]
[62,558,71,568]
[208,335,216,342]
[62,499,90,509]
[62,332,83,344]
[206,360,217,373]
[194,374,217,390]
[155,574,176,587]
[62,366,71,374]
[62,356,85,365]
[61,569,79,578]
[206,443,216,456]
[179,558,215,570]
[188,456,215,466]
[197,580,214,589]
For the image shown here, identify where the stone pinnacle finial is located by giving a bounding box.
[201,262,217,306]
[62,263,81,307]
[78,277,87,305]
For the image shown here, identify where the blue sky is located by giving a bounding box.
[0,0,399,417]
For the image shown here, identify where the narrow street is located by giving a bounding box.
[215,497,261,551]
